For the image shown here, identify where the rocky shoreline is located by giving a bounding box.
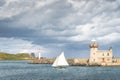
[29,58,89,66]
[29,58,120,66]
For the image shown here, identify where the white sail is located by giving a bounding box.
[52,52,69,67]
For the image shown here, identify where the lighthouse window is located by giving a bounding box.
[107,53,109,56]
[102,53,104,56]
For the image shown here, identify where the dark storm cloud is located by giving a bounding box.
[0,0,5,7]
[0,26,34,38]
[13,0,74,29]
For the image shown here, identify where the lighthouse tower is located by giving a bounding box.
[38,49,41,60]
[89,39,99,65]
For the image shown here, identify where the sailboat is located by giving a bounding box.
[52,52,69,67]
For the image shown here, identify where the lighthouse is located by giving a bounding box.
[38,49,41,60]
[89,39,113,65]
[89,39,99,64]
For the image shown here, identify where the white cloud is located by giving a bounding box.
[0,0,55,19]
[97,32,120,44]
[0,37,48,55]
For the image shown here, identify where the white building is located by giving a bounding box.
[89,40,113,65]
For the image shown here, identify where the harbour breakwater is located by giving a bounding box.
[30,58,89,66]
[30,58,120,66]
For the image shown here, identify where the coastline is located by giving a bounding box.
[29,58,88,66]
[29,58,120,66]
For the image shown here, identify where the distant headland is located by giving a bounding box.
[0,52,31,60]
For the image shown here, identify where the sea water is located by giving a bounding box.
[0,61,120,80]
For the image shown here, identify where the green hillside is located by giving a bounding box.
[0,52,31,60]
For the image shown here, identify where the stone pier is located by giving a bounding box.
[29,58,89,66]
[29,58,120,66]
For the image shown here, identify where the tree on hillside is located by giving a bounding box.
[30,53,35,59]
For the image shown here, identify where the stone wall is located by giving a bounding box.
[30,58,55,64]
[29,58,120,66]
[29,58,89,66]
[110,58,120,66]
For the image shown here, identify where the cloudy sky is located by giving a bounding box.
[0,0,120,58]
